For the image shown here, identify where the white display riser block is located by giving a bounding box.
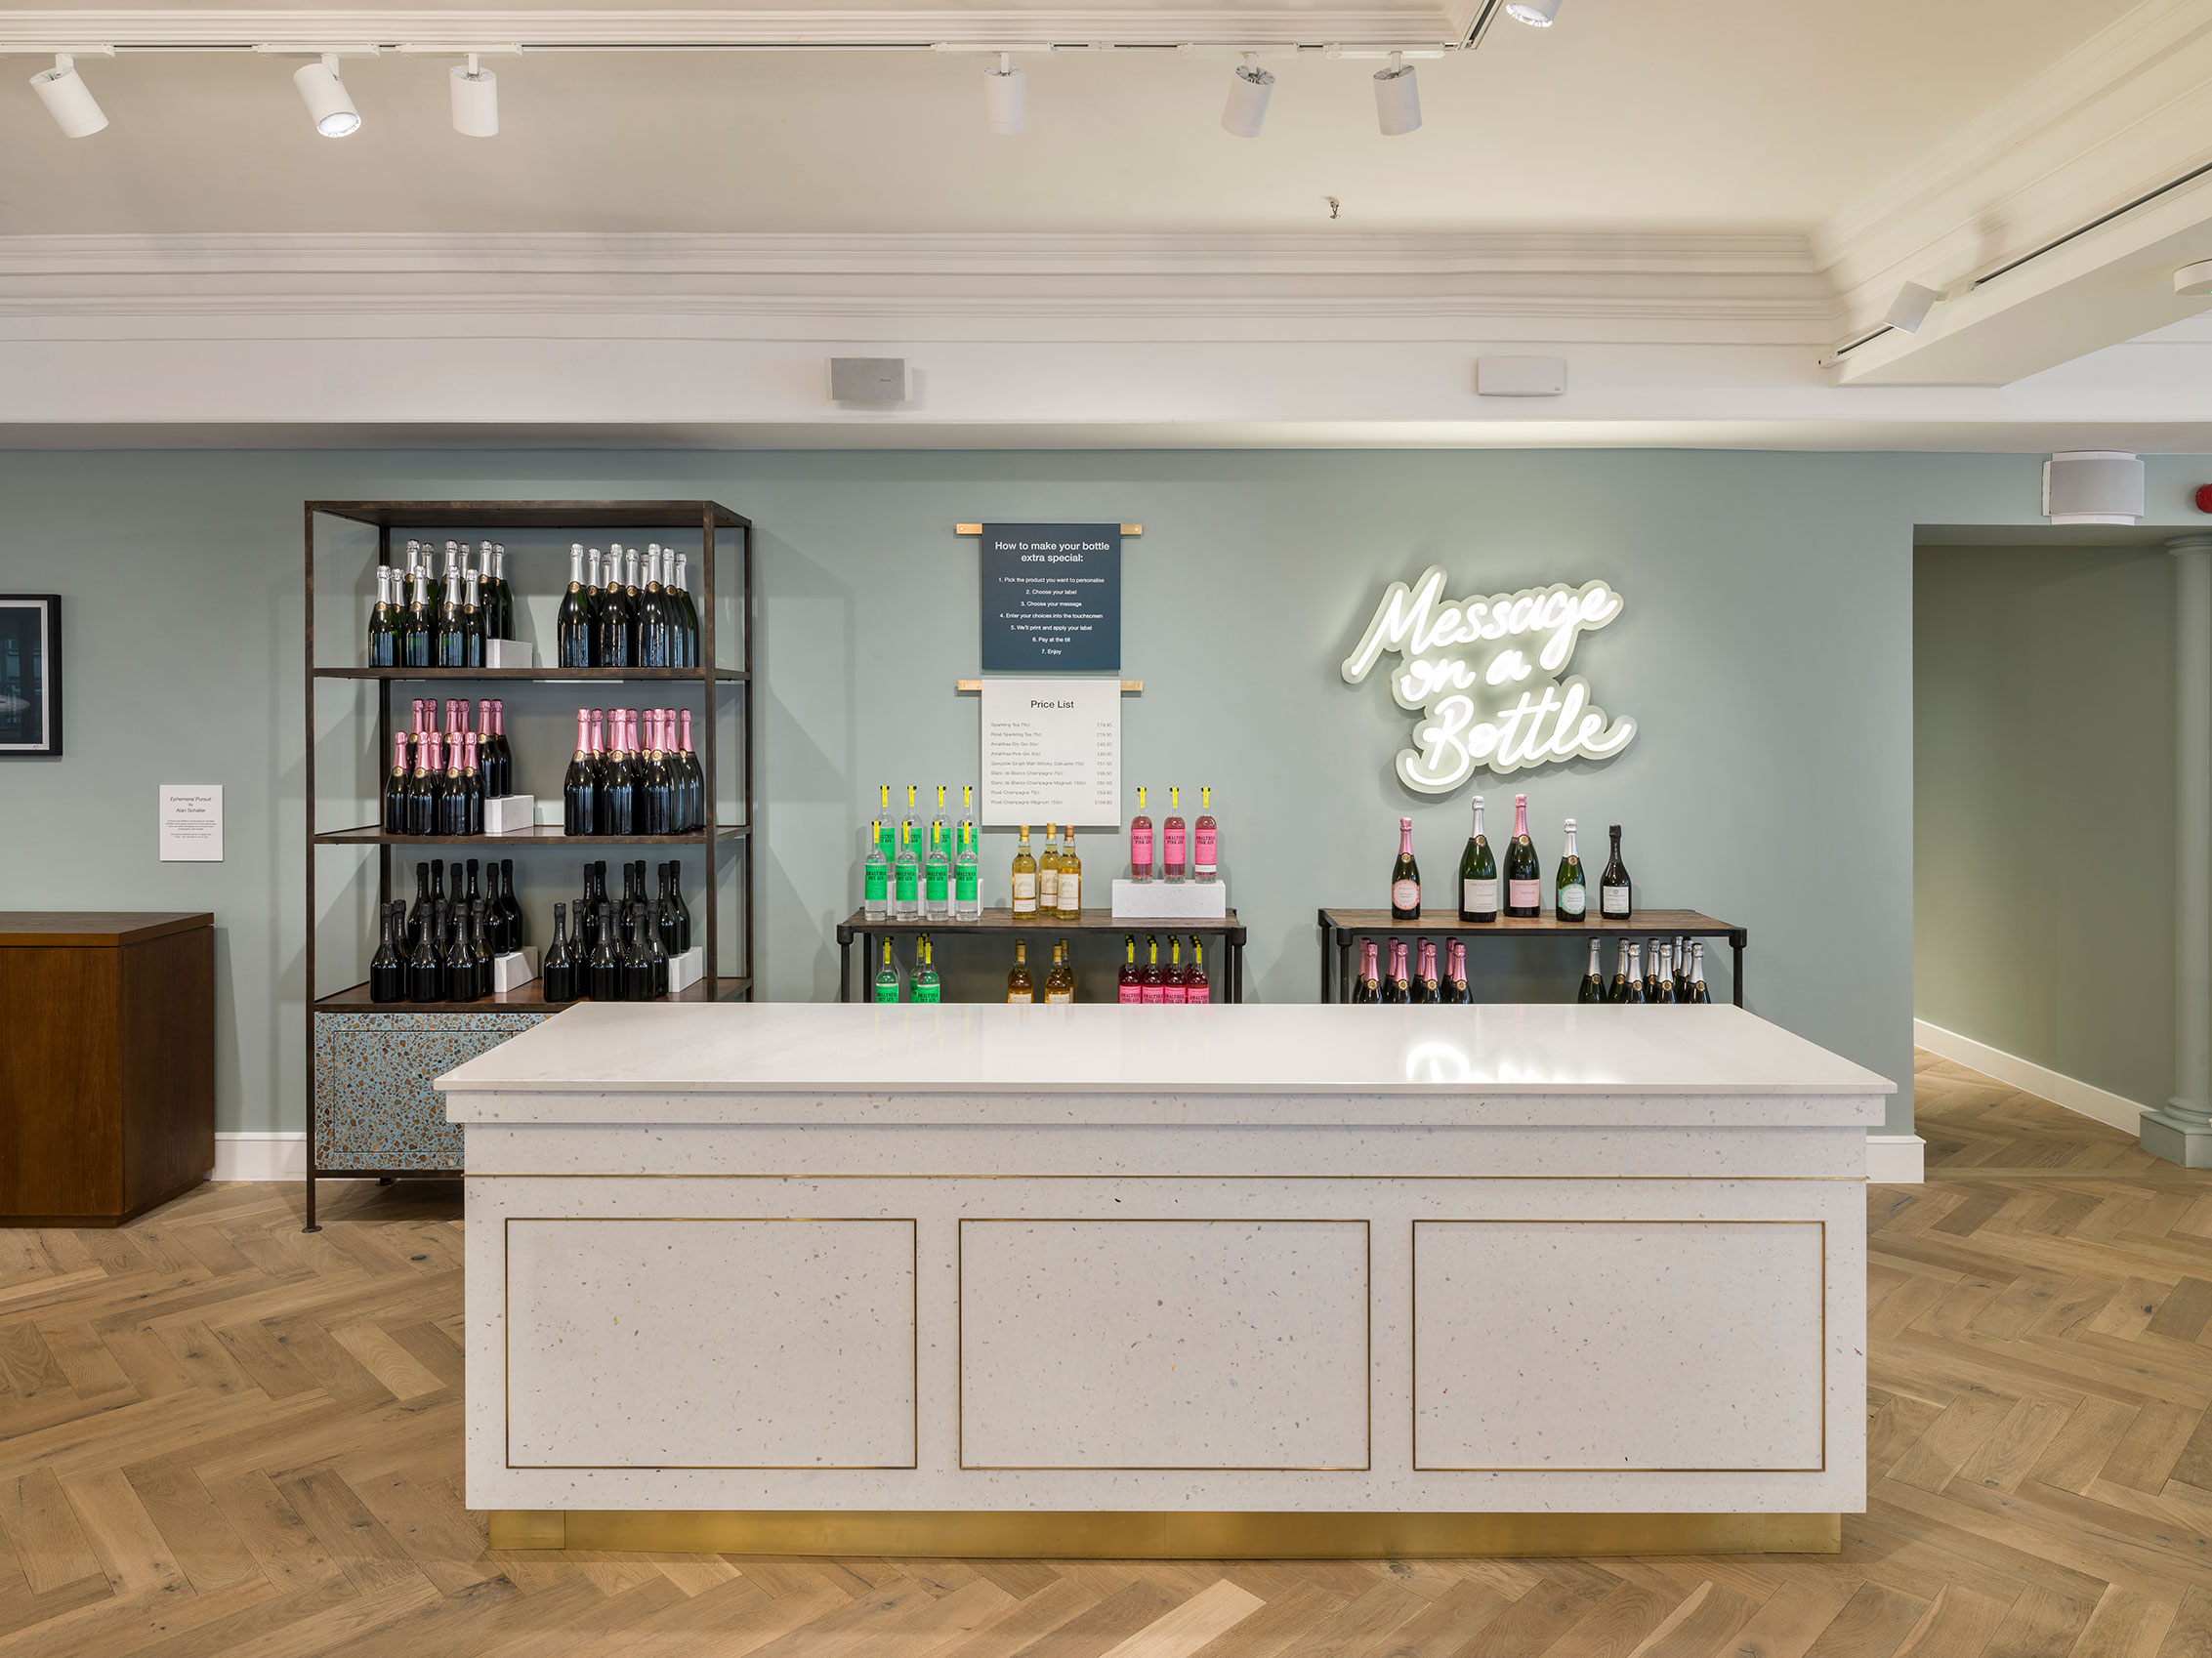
[1111,879,1227,920]
[490,947,541,993]
[483,795,535,836]
[484,639,535,669]
[667,945,705,994]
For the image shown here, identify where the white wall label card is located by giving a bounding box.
[158,784,224,861]
[981,678,1120,827]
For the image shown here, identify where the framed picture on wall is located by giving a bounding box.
[0,595,62,757]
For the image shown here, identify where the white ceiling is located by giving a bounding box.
[0,1,2116,236]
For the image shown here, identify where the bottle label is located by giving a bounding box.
[1142,982,1165,1004]
[873,980,899,1004]
[955,863,979,901]
[1040,870,1059,902]
[913,983,940,1004]
[1012,872,1037,914]
[1119,982,1143,1004]
[1164,824,1187,867]
[1008,989,1032,1004]
[1559,882,1586,916]
[1509,879,1541,909]
[1163,982,1187,1005]
[1194,824,1218,873]
[1391,879,1420,910]
[1059,873,1080,912]
[1602,886,1629,916]
[925,865,949,901]
[1131,825,1152,867]
[1463,878,1497,913]
[864,865,888,901]
[895,865,918,900]
[1047,990,1073,1005]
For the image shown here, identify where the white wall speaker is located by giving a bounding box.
[1476,355,1567,397]
[2042,451,2144,525]
[829,357,910,403]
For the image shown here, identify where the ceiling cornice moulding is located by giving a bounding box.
[0,7,1466,50]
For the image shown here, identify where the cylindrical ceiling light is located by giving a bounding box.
[1506,0,1564,24]
[293,53,361,137]
[28,55,107,138]
[1222,54,1273,138]
[450,53,497,137]
[1373,51,1420,137]
[983,52,1025,135]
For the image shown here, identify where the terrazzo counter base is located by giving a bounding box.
[442,1002,1891,1556]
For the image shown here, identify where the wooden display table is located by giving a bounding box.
[0,912,214,1226]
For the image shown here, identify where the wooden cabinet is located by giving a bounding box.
[0,912,215,1226]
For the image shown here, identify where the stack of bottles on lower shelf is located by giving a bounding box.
[1115,933,1209,1004]
[367,856,526,1002]
[867,932,1214,1005]
[541,859,694,1003]
[380,698,515,836]
[1346,933,1712,1004]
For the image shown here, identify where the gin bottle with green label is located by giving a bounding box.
[924,786,952,920]
[954,787,982,920]
[893,789,921,920]
[912,935,941,1003]
[872,937,901,1003]
[863,817,889,922]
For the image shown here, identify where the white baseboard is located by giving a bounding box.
[214,1132,308,1181]
[1866,1134,1926,1183]
[1912,1018,2150,1137]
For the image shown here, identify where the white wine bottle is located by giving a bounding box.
[1555,818,1587,925]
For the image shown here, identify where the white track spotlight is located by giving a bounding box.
[293,53,361,137]
[1883,280,1942,335]
[1373,51,1420,137]
[1506,0,1564,24]
[28,55,106,138]
[982,52,1025,135]
[450,53,497,136]
[1222,53,1273,138]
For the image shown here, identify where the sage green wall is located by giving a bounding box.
[5,445,2201,1140]
[1913,544,2178,1108]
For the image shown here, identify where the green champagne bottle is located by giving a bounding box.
[1577,937,1604,1003]
[1555,817,1587,925]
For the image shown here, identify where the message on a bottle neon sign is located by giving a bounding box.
[1341,566,1637,793]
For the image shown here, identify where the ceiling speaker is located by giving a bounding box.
[2042,451,2144,526]
[829,358,909,403]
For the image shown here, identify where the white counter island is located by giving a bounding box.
[442,1002,1891,1558]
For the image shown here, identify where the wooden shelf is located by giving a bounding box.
[313,975,751,1013]
[1319,907,1741,937]
[836,907,1243,939]
[313,667,745,682]
[314,824,748,848]
[309,500,750,531]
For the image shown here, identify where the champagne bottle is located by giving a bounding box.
[925,786,951,921]
[486,542,514,640]
[1057,825,1081,920]
[368,564,398,668]
[1140,934,1166,1003]
[863,817,889,921]
[872,937,900,1003]
[1045,940,1075,1005]
[1555,818,1587,925]
[1651,941,1677,1005]
[1504,794,1541,918]
[1130,787,1154,881]
[1007,939,1035,1004]
[623,547,646,666]
[1441,938,1470,1004]
[460,732,484,835]
[369,902,406,1003]
[1410,938,1439,1004]
[911,935,941,1004]
[472,900,497,999]
[1689,941,1712,1004]
[405,899,441,1002]
[645,901,669,999]
[1578,937,1605,1003]
[1117,934,1141,1003]
[1187,936,1209,1004]
[640,545,669,668]
[1458,795,1497,923]
[542,903,578,1003]
[622,902,655,1001]
[654,863,682,961]
[1674,937,1692,1000]
[1038,821,1061,915]
[1163,787,1188,881]
[563,711,596,838]
[1011,825,1037,919]
[1600,824,1632,921]
[676,709,703,832]
[382,733,410,834]
[460,570,485,669]
[1390,816,1421,921]
[1381,938,1410,1004]
[589,902,624,1001]
[1644,938,1662,1002]
[955,786,981,920]
[1352,937,1380,1005]
[1621,940,1647,1004]
[405,861,431,954]
[1193,786,1218,880]
[596,547,632,668]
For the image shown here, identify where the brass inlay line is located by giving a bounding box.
[486,1508,1844,1559]
[467,1173,1869,1182]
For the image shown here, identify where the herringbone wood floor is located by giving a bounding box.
[2,1054,2209,1658]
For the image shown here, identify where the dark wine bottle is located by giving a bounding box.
[640,545,669,668]
[620,900,655,1000]
[1555,817,1587,926]
[589,902,623,1001]
[1643,938,1663,1002]
[1504,793,1541,919]
[463,857,481,920]
[1351,938,1379,1004]
[459,570,486,669]
[543,903,578,1003]
[666,860,691,954]
[404,862,430,953]
[402,570,434,669]
[646,909,669,999]
[446,897,480,1002]
[562,709,597,838]
[404,900,440,1002]
[599,714,635,836]
[1410,938,1439,1004]
[1380,938,1410,1004]
[675,710,703,831]
[382,733,410,834]
[622,548,646,666]
[1458,795,1497,923]
[596,546,633,668]
[369,902,406,1003]
[368,564,399,668]
[472,900,497,999]
[670,550,700,667]
[405,733,437,835]
[558,544,594,669]
[494,857,523,954]
[1390,816,1421,921]
[1577,937,1605,1004]
[655,862,682,959]
[1674,936,1691,1000]
[1606,940,1634,1004]
[1600,824,1632,922]
[1440,938,1470,1004]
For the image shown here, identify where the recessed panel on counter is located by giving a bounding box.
[505,1218,916,1469]
[959,1219,1370,1471]
[1413,1220,1825,1471]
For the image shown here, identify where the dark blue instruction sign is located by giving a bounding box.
[980,523,1121,674]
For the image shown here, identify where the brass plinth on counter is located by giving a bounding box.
[488,1509,1844,1559]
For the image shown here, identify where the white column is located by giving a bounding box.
[2144,536,2212,1166]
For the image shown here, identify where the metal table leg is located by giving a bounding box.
[1732,930,1747,1008]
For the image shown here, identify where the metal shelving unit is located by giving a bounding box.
[1316,907,1746,1005]
[303,500,755,1229]
[834,908,1248,1003]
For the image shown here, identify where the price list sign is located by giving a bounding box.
[981,678,1121,828]
[980,523,1121,674]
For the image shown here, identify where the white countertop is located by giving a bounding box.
[438,1002,1893,1099]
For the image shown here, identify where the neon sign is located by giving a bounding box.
[1341,566,1637,793]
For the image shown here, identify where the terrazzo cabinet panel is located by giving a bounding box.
[314,1011,549,1170]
